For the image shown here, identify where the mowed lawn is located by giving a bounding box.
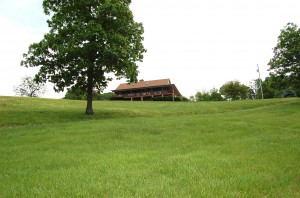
[0,97,299,197]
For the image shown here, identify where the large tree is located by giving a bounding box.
[268,23,300,96]
[21,0,146,114]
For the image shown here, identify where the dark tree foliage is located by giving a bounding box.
[179,96,190,102]
[255,74,297,99]
[64,86,86,100]
[21,0,146,114]
[268,23,300,96]
[95,92,113,100]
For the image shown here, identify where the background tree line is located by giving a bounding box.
[195,22,300,101]
[194,81,252,102]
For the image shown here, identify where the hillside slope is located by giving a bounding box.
[0,97,299,197]
[0,96,299,127]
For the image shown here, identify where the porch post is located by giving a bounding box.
[172,85,175,102]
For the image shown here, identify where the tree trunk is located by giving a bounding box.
[86,69,94,115]
[86,85,93,115]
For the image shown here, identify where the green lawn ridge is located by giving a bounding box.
[0,96,299,197]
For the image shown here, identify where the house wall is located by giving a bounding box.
[111,85,178,101]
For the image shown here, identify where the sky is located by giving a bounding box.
[1,0,300,98]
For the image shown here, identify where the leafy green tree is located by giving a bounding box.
[195,90,211,101]
[95,92,113,100]
[268,23,300,96]
[209,88,224,101]
[195,88,223,101]
[254,78,274,99]
[21,0,146,115]
[14,76,46,98]
[64,87,86,100]
[255,74,297,99]
[220,81,249,100]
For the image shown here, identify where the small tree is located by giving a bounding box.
[220,81,249,100]
[210,88,224,101]
[14,76,46,97]
[195,90,211,101]
[195,88,223,101]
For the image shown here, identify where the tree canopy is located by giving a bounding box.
[268,23,300,96]
[195,88,223,101]
[251,75,297,99]
[219,81,249,100]
[21,0,146,114]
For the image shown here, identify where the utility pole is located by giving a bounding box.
[257,64,264,99]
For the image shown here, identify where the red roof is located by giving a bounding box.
[114,79,172,91]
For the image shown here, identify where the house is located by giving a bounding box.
[111,79,182,101]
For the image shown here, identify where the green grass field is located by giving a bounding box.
[0,96,299,197]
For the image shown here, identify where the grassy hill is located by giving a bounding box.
[0,96,299,197]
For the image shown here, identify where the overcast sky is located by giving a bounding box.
[1,0,300,98]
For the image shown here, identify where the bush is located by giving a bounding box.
[283,88,297,97]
